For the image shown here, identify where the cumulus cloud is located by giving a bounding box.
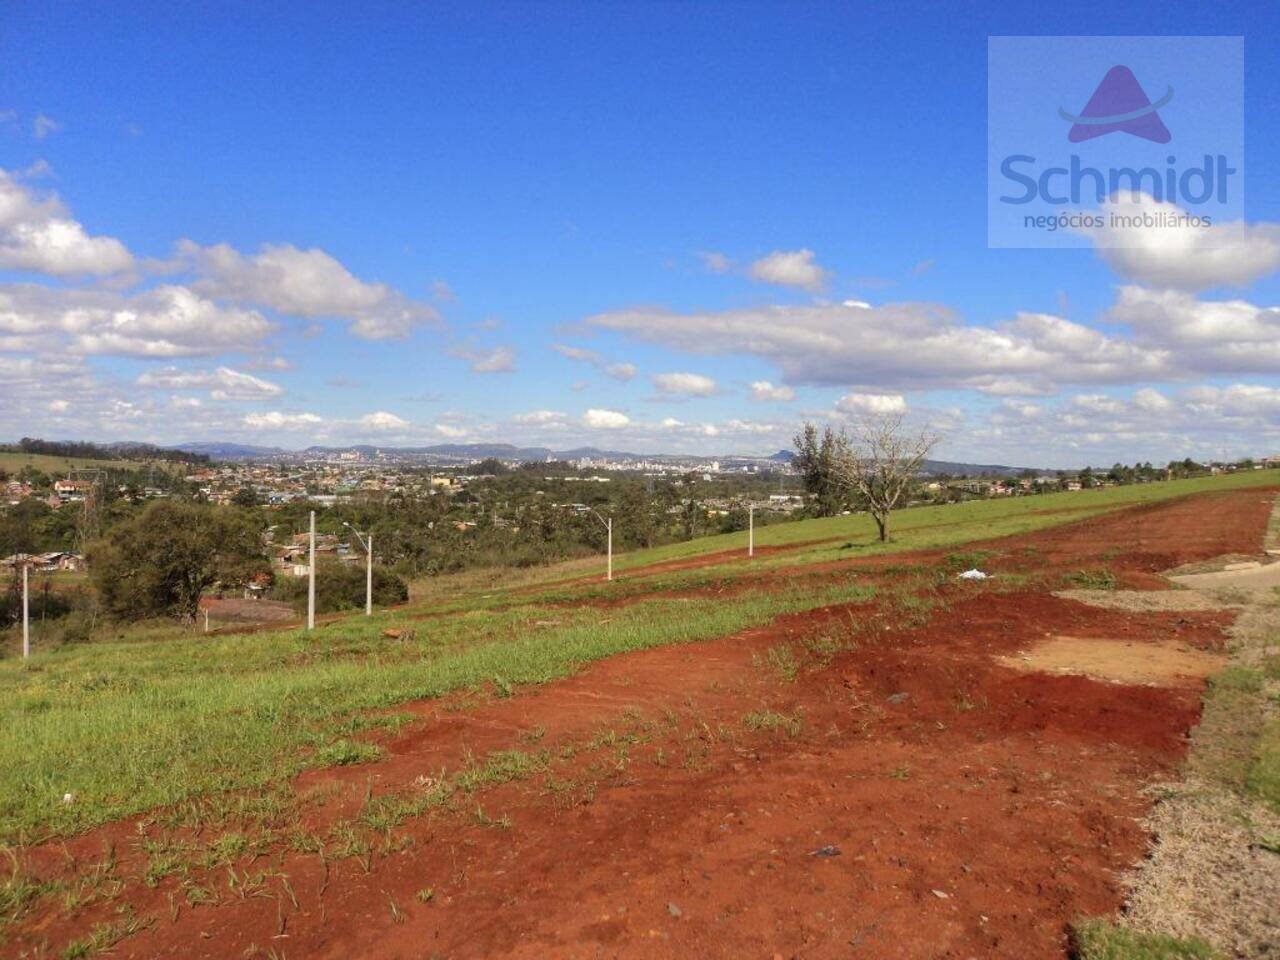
[651,371,718,397]
[135,365,284,399]
[178,240,439,339]
[836,392,907,416]
[747,249,830,291]
[1091,194,1280,290]
[749,380,795,402]
[0,283,273,357]
[242,411,323,430]
[1106,286,1280,373]
[972,383,1280,465]
[514,409,569,426]
[358,410,410,430]
[587,300,1169,391]
[582,408,631,429]
[551,343,636,381]
[0,169,134,276]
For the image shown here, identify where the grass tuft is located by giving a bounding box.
[1071,918,1218,959]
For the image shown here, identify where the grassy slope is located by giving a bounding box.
[1,469,1276,844]
[0,451,183,476]
[499,470,1280,584]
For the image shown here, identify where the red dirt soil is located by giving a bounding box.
[9,487,1274,960]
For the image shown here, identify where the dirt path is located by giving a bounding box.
[13,487,1274,960]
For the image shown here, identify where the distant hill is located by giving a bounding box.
[173,442,290,459]
[161,440,1052,475]
[767,448,1044,477]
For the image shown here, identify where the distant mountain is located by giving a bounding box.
[172,442,289,459]
[767,447,1040,477]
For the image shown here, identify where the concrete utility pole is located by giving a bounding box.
[21,556,30,659]
[307,510,316,631]
[748,503,755,558]
[343,522,374,616]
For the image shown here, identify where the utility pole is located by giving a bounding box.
[343,522,374,615]
[21,556,30,659]
[307,510,316,630]
[748,503,755,558]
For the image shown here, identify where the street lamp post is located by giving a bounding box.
[20,555,30,659]
[586,508,613,581]
[307,510,316,631]
[748,503,755,558]
[343,522,374,616]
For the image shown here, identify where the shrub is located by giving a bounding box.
[274,560,408,615]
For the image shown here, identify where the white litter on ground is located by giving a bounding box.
[957,569,988,580]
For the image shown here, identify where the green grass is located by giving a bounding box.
[451,469,1280,602]
[741,709,803,737]
[1072,919,1218,959]
[1188,664,1280,810]
[0,579,878,843]
[0,451,183,476]
[0,469,1273,845]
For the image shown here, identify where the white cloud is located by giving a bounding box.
[1091,194,1280,290]
[1132,387,1173,413]
[358,410,410,430]
[551,343,637,381]
[178,240,438,339]
[748,249,830,291]
[242,411,323,430]
[514,409,568,426]
[749,380,795,402]
[836,392,907,416]
[1107,286,1280,374]
[971,383,1280,466]
[651,371,718,397]
[604,361,638,381]
[0,283,273,357]
[0,169,134,276]
[582,408,631,429]
[697,251,733,274]
[587,300,1167,391]
[434,422,469,439]
[32,115,61,140]
[467,345,516,373]
[136,366,284,399]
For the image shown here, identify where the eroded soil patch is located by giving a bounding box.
[998,635,1226,688]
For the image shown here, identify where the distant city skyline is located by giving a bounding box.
[3,3,1280,469]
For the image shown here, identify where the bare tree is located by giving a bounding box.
[833,412,941,542]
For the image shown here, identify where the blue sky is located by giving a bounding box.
[3,2,1280,467]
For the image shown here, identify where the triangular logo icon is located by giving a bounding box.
[1059,65,1172,143]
